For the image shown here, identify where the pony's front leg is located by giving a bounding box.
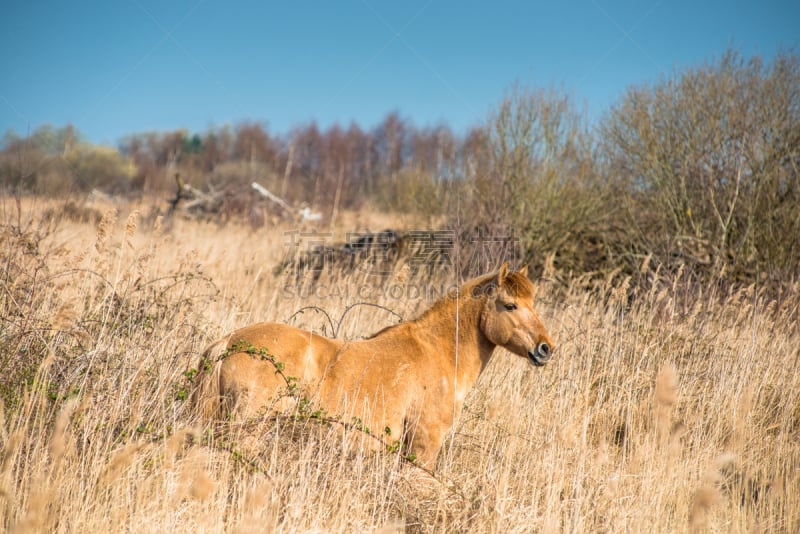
[405,420,445,470]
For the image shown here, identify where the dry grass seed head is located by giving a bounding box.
[95,208,118,253]
[124,209,139,241]
[689,485,719,532]
[543,252,556,278]
[49,398,78,468]
[11,484,50,534]
[640,253,652,274]
[726,385,755,452]
[654,364,678,407]
[74,392,93,419]
[99,442,144,486]
[654,364,678,440]
[655,287,669,304]
[164,428,195,468]
[185,469,216,501]
[689,453,737,531]
[178,448,216,501]
[612,276,631,304]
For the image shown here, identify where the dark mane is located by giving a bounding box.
[367,271,504,339]
[366,323,401,339]
[365,269,534,340]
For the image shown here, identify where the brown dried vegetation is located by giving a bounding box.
[0,195,797,532]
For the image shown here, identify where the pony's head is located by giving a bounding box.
[477,262,555,367]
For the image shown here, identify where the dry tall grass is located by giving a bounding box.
[1,198,798,532]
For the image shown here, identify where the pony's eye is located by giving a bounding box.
[504,302,517,311]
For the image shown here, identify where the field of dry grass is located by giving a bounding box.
[1,197,798,533]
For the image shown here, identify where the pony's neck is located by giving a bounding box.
[414,279,496,382]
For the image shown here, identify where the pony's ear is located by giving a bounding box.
[498,261,510,285]
[518,263,528,277]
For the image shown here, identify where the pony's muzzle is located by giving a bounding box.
[527,342,553,367]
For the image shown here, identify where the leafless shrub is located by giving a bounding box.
[602,49,800,285]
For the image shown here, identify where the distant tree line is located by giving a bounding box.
[2,49,798,287]
[0,111,481,212]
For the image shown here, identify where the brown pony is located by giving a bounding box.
[193,262,555,468]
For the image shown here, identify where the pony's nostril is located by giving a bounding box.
[537,342,551,358]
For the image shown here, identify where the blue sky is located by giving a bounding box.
[1,1,798,145]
